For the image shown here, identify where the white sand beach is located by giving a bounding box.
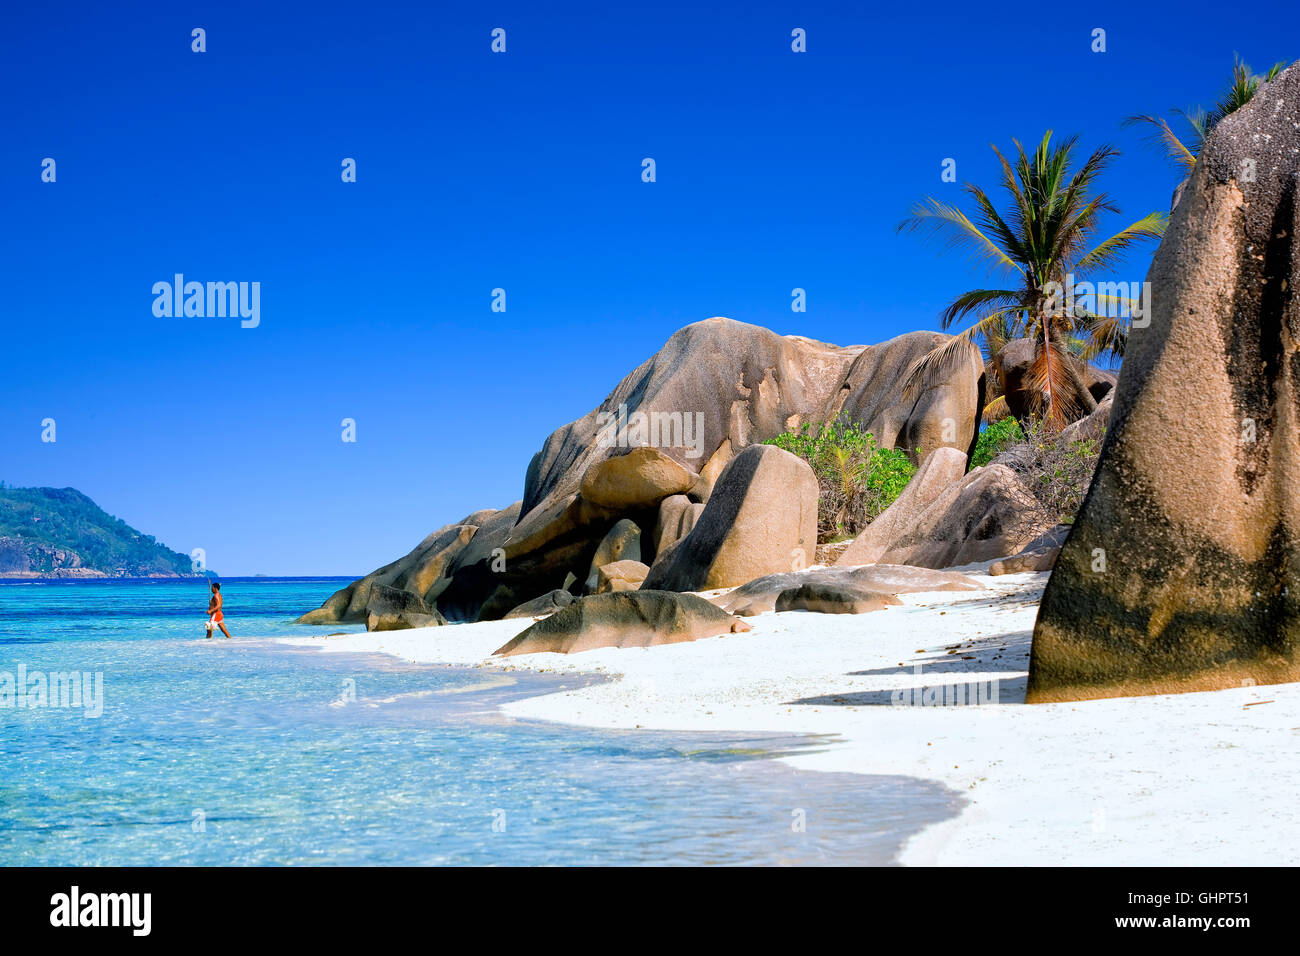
[277,566,1300,866]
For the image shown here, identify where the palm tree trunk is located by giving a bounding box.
[1040,314,1054,415]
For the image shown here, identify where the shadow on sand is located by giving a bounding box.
[782,609,1035,707]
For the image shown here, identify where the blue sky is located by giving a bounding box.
[2,0,1295,575]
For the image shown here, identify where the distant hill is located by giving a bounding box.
[0,486,204,578]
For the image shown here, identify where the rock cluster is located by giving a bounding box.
[299,317,987,630]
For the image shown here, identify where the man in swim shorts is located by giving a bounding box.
[206,581,231,639]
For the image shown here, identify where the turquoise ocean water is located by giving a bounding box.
[0,577,958,865]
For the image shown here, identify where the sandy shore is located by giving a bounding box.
[277,566,1299,866]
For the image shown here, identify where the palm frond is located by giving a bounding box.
[1051,145,1123,265]
[965,181,1030,268]
[981,394,1011,424]
[898,326,991,407]
[1074,210,1168,275]
[936,288,1027,331]
[991,144,1031,250]
[897,198,1025,278]
[1175,107,1208,149]
[1121,114,1198,172]
[1205,54,1281,131]
[1025,341,1087,430]
[1075,308,1129,360]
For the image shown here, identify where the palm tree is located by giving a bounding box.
[897,131,1166,427]
[1124,54,1287,172]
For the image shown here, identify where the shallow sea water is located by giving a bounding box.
[0,577,960,865]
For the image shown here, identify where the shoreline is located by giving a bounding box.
[276,567,1300,866]
[255,634,964,865]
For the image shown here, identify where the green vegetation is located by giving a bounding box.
[993,417,1104,524]
[0,486,200,576]
[1125,54,1288,172]
[971,417,1026,468]
[766,418,916,542]
[898,131,1165,427]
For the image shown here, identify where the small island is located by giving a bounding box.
[0,485,206,578]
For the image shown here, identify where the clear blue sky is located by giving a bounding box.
[2,0,1295,575]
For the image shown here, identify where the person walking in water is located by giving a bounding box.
[205,581,231,639]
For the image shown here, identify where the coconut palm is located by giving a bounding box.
[897,131,1166,427]
[1124,54,1287,172]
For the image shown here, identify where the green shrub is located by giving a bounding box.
[1012,417,1103,523]
[766,417,916,542]
[971,416,1025,468]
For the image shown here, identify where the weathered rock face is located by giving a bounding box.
[836,447,968,567]
[775,583,901,614]
[493,591,751,656]
[839,463,1047,569]
[1058,394,1113,445]
[1171,176,1190,212]
[0,538,93,574]
[996,338,1116,423]
[579,447,696,509]
[653,494,705,554]
[989,525,1071,575]
[1084,367,1118,403]
[296,512,491,624]
[641,445,819,592]
[819,330,984,464]
[716,564,984,616]
[469,495,638,619]
[448,319,840,621]
[365,584,448,632]
[502,589,575,620]
[520,318,984,525]
[1028,63,1300,702]
[595,559,650,593]
[583,519,642,592]
[447,501,600,624]
[521,319,856,523]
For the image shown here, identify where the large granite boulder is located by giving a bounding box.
[432,502,528,622]
[1028,62,1300,702]
[502,589,575,620]
[716,564,984,616]
[521,319,857,523]
[583,519,642,592]
[480,319,852,620]
[595,559,650,593]
[364,584,448,632]
[653,494,705,554]
[819,330,984,464]
[641,445,819,591]
[775,583,901,614]
[1058,394,1113,445]
[579,447,696,509]
[296,511,492,624]
[840,463,1048,569]
[836,447,968,567]
[469,495,629,616]
[494,591,751,656]
[520,318,984,529]
[989,525,1071,575]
